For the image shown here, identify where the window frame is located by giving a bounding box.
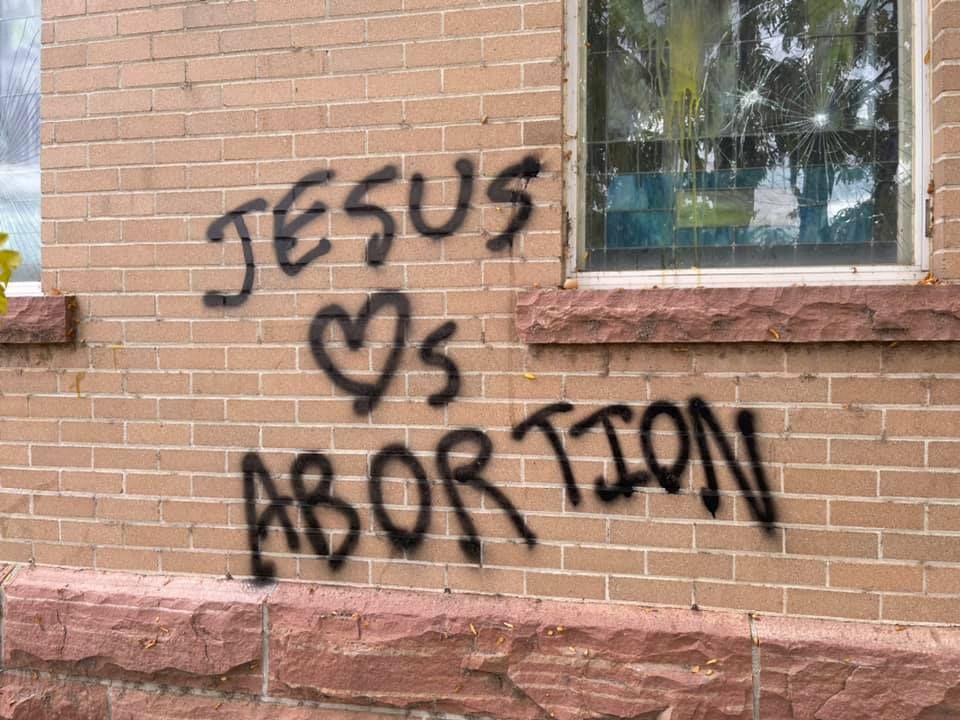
[563,0,931,289]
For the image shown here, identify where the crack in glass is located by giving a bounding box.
[583,0,914,272]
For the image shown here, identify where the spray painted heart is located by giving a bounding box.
[309,291,411,414]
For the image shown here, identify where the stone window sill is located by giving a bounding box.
[515,285,960,344]
[0,296,77,344]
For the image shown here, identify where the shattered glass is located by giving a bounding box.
[582,0,913,271]
[0,0,40,281]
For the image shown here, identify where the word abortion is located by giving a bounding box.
[243,397,778,581]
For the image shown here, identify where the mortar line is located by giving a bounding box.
[749,613,762,720]
[261,599,270,699]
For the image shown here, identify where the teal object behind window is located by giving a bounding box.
[0,0,40,282]
[582,0,914,272]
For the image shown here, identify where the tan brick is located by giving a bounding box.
[786,528,879,559]
[329,0,402,15]
[372,561,446,590]
[788,407,882,436]
[445,7,522,36]
[829,561,922,592]
[291,19,364,48]
[97,497,160,522]
[56,14,117,42]
[44,0,86,18]
[151,30,219,59]
[564,546,643,574]
[369,13,442,41]
[54,66,118,93]
[96,547,160,572]
[524,2,563,29]
[184,1,255,27]
[735,555,826,586]
[783,467,877,497]
[368,70,442,99]
[484,34,561,64]
[648,551,733,580]
[162,500,228,524]
[831,378,928,405]
[35,543,95,567]
[222,80,294,107]
[330,44,404,73]
[124,524,190,548]
[829,501,924,530]
[831,439,925,468]
[696,582,784,613]
[329,101,403,128]
[406,38,482,67]
[926,565,960,593]
[526,571,605,600]
[882,595,960,624]
[187,55,257,83]
[118,7,183,35]
[519,60,560,88]
[608,576,692,605]
[787,588,879,620]
[221,25,291,52]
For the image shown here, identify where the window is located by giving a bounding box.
[0,0,40,291]
[567,0,928,287]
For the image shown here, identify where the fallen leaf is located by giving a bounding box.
[691,665,700,673]
[768,327,781,340]
[705,658,719,665]
[503,622,514,629]
[141,638,157,650]
[705,669,714,676]
[469,623,478,636]
[523,372,537,380]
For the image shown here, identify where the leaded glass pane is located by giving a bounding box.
[582,0,914,271]
[0,0,40,282]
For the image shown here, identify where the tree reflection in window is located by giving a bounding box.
[0,0,40,282]
[583,0,914,271]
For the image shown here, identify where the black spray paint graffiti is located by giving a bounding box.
[203,156,543,304]
[242,398,777,581]
[202,158,779,581]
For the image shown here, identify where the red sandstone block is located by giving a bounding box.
[0,673,109,720]
[110,689,389,720]
[267,585,754,720]
[3,567,271,692]
[757,615,960,718]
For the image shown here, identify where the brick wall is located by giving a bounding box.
[16,0,960,640]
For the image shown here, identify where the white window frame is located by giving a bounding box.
[563,0,931,289]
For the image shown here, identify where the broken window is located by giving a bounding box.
[0,0,40,283]
[579,0,918,275]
